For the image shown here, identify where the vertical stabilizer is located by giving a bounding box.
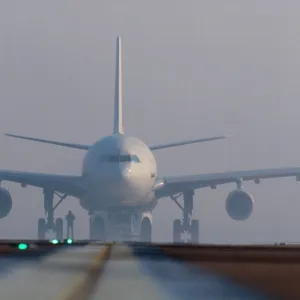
[113,36,124,134]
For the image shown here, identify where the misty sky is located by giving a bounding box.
[0,0,300,243]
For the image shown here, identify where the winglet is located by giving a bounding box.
[113,36,124,135]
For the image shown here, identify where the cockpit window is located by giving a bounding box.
[131,155,140,163]
[99,154,141,163]
[119,155,131,162]
[107,155,119,162]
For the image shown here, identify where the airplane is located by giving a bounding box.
[1,36,300,243]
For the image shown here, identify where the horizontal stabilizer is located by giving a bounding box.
[5,134,91,150]
[149,135,230,151]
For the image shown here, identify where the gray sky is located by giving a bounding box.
[0,0,300,243]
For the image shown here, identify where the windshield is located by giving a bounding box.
[100,154,140,163]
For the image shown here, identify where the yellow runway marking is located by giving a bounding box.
[56,243,111,300]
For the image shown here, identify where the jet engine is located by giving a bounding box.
[0,188,12,218]
[225,189,254,221]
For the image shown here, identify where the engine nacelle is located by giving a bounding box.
[0,188,12,219]
[225,189,254,221]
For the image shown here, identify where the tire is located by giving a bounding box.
[90,216,106,241]
[190,219,199,244]
[173,219,182,243]
[55,218,63,240]
[140,217,152,243]
[38,218,46,240]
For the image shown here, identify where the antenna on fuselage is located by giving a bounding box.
[113,36,124,135]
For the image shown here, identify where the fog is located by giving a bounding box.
[0,0,300,243]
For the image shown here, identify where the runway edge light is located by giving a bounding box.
[18,243,28,250]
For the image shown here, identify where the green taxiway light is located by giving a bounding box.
[66,238,73,244]
[51,239,59,244]
[18,243,28,250]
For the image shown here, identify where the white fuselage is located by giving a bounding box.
[80,134,157,211]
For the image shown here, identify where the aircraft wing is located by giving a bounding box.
[155,167,300,198]
[5,134,229,151]
[149,135,229,151]
[5,134,91,150]
[0,170,87,198]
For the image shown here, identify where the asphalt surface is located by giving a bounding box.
[0,243,271,300]
[0,244,106,300]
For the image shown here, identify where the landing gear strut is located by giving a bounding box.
[172,190,199,244]
[88,210,152,242]
[89,213,106,241]
[140,217,152,243]
[37,189,68,240]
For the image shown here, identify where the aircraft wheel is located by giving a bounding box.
[173,219,182,243]
[190,219,199,244]
[38,218,46,240]
[55,218,63,240]
[140,217,152,243]
[90,216,106,241]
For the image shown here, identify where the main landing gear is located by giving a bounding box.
[171,190,199,244]
[37,189,68,240]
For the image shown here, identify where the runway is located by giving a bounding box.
[0,241,278,300]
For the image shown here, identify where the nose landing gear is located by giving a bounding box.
[88,210,152,242]
[90,214,106,240]
[140,216,152,242]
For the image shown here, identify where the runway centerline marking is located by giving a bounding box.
[56,243,111,300]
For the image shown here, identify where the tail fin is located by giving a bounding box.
[113,36,124,134]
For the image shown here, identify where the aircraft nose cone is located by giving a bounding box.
[119,163,133,186]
